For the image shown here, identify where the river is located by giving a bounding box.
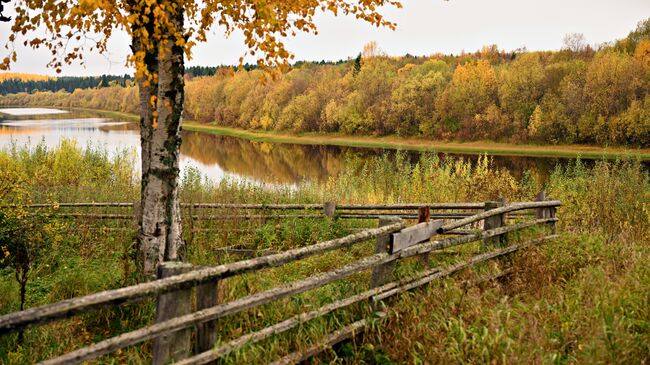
[0,108,598,185]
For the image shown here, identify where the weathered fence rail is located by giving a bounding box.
[14,201,534,223]
[15,202,487,210]
[0,222,406,333]
[0,196,561,365]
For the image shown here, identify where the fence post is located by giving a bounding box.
[370,216,401,289]
[323,201,336,219]
[549,205,557,234]
[195,280,220,359]
[418,206,431,267]
[153,262,194,365]
[535,190,547,219]
[483,200,505,250]
[536,190,557,234]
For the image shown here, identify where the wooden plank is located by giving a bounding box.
[336,203,485,210]
[340,211,473,217]
[153,262,193,365]
[441,229,479,235]
[370,217,401,290]
[194,281,219,361]
[38,218,557,365]
[15,202,486,210]
[0,222,406,335]
[55,213,134,220]
[535,191,558,234]
[176,233,557,365]
[437,200,562,234]
[339,214,419,219]
[390,220,443,253]
[483,201,505,250]
[39,251,397,365]
[189,203,322,210]
[323,201,336,218]
[534,191,547,219]
[211,234,552,365]
[53,214,323,220]
[393,219,558,266]
[191,214,324,220]
[53,212,477,221]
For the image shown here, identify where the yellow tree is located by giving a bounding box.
[1,0,402,275]
[436,59,498,134]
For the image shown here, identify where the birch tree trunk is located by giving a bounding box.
[132,3,186,276]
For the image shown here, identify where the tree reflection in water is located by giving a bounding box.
[180,130,588,185]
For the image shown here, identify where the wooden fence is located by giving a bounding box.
[0,197,560,364]
[15,201,532,222]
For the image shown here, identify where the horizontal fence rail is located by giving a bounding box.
[39,217,558,365]
[43,211,532,222]
[438,200,561,233]
[13,202,534,223]
[13,202,487,210]
[0,197,561,365]
[0,222,406,334]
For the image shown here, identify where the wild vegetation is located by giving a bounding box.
[357,161,650,364]
[0,141,648,363]
[2,20,650,147]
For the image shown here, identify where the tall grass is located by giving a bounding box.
[352,160,650,364]
[0,141,648,363]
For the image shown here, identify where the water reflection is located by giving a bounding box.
[180,130,586,183]
[0,112,141,160]
[181,131,350,183]
[0,107,68,116]
[0,108,609,185]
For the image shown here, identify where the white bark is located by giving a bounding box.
[135,4,186,276]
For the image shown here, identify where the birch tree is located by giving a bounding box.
[1,0,402,275]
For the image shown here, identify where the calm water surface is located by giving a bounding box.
[0,108,593,184]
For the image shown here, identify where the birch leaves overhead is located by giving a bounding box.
[1,0,402,79]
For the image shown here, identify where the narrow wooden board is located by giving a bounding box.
[390,220,443,253]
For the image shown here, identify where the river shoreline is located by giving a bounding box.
[185,123,650,160]
[23,107,650,160]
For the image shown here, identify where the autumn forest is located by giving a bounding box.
[1,19,650,148]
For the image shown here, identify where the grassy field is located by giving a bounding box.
[0,141,649,364]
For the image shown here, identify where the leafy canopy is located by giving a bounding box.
[2,0,402,79]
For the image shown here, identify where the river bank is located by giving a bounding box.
[10,107,650,160]
[184,122,650,160]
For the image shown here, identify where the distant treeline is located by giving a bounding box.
[0,66,240,94]
[0,74,133,95]
[183,61,349,76]
[0,63,352,94]
[2,19,650,147]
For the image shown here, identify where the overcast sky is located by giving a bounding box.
[0,0,649,76]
